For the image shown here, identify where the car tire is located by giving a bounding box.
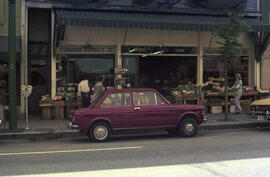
[89,122,111,142]
[166,128,177,136]
[178,118,198,137]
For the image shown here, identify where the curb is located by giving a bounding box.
[1,121,270,140]
[0,130,82,140]
[200,121,270,130]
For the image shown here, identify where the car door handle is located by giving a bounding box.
[134,107,141,110]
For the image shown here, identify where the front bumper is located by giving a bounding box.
[203,115,207,122]
[248,111,270,120]
[66,120,79,129]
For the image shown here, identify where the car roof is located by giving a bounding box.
[105,88,158,93]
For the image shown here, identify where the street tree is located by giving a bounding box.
[215,14,251,120]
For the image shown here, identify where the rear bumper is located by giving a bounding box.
[66,121,79,129]
[248,111,270,120]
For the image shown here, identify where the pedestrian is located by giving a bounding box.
[77,76,91,108]
[232,73,243,114]
[91,75,105,102]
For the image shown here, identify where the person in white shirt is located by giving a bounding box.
[78,76,91,108]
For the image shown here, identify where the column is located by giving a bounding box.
[51,9,56,97]
[197,32,203,85]
[20,0,27,114]
[115,42,122,89]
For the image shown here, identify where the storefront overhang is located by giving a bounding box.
[55,9,270,32]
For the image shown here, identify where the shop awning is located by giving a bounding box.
[55,9,270,32]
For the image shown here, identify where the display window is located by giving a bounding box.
[0,60,21,105]
[203,56,249,86]
[56,54,115,90]
[123,56,197,98]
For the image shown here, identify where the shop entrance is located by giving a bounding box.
[28,9,51,115]
[123,56,197,99]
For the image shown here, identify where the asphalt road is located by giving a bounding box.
[1,128,270,177]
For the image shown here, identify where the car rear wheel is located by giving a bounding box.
[178,118,198,137]
[89,122,111,142]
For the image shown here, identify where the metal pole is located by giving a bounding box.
[25,96,29,129]
[8,0,17,130]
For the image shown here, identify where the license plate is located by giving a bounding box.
[257,115,265,121]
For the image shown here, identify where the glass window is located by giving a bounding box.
[138,56,197,100]
[122,56,137,88]
[101,92,131,107]
[133,91,165,106]
[156,94,165,105]
[203,56,249,86]
[56,54,115,92]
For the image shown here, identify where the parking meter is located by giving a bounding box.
[21,85,33,130]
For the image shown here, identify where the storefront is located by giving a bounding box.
[20,0,270,115]
[54,25,256,100]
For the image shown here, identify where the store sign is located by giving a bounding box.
[204,48,249,56]
[122,46,197,55]
[56,45,115,54]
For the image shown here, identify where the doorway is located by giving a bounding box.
[28,9,51,115]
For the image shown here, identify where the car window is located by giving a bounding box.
[101,92,131,107]
[90,91,104,106]
[133,91,165,106]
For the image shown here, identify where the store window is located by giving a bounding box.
[56,54,115,90]
[123,56,197,99]
[122,56,137,87]
[203,56,249,86]
[0,60,21,105]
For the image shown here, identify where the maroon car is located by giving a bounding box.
[68,88,205,142]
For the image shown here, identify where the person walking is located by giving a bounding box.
[78,76,91,108]
[232,73,243,114]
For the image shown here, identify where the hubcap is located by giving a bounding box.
[94,125,108,140]
[185,123,194,133]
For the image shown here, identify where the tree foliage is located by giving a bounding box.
[215,14,252,120]
[215,14,251,61]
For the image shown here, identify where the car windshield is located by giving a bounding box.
[90,91,104,107]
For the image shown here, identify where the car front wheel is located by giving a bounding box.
[178,118,198,137]
[89,122,111,142]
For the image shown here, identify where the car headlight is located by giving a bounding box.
[197,110,205,116]
[202,110,206,116]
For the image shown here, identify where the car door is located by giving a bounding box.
[131,91,175,128]
[99,92,136,129]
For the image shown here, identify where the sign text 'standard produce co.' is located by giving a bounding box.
[57,46,115,54]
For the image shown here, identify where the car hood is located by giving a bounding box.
[72,106,95,115]
[251,98,270,106]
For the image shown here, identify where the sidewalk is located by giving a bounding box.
[1,113,270,140]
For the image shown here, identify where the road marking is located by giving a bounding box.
[3,157,270,177]
[0,146,142,156]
